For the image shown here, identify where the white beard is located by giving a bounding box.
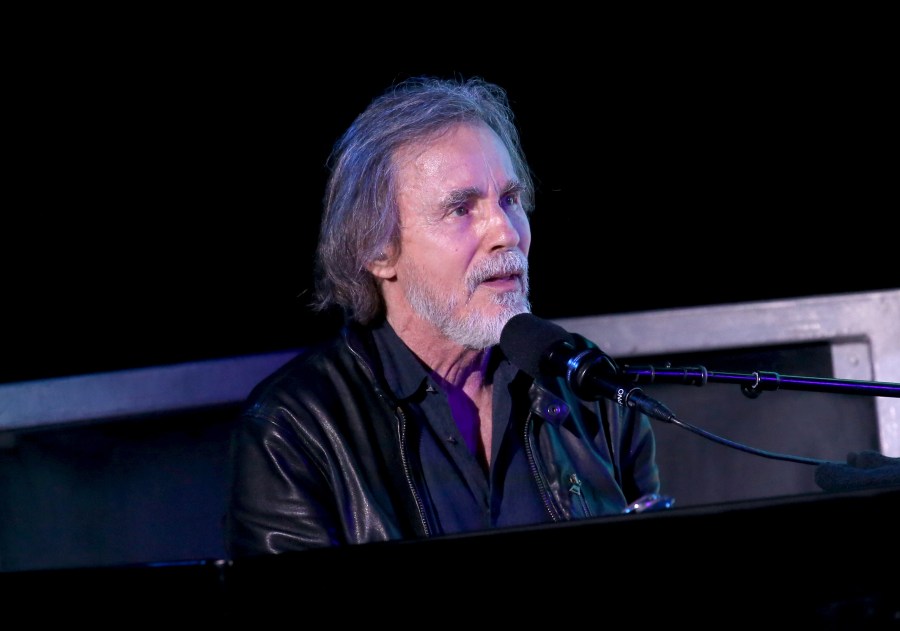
[404,250,531,349]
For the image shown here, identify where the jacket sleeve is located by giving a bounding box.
[224,405,343,557]
[223,346,413,558]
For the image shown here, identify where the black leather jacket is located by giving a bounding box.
[225,321,660,558]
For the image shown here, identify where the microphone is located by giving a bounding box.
[499,313,676,423]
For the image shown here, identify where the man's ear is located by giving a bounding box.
[368,249,397,280]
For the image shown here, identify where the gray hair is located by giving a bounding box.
[311,76,535,324]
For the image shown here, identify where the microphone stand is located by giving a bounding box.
[619,364,900,399]
[615,363,900,468]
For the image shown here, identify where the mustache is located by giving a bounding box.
[467,250,529,293]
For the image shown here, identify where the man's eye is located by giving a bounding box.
[501,193,520,209]
[451,206,470,217]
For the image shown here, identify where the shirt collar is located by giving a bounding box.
[370,319,522,401]
[371,320,432,401]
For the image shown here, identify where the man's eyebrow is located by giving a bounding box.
[440,180,524,209]
[439,186,481,210]
[500,179,525,196]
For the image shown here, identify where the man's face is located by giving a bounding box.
[375,122,532,349]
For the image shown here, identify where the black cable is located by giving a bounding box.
[666,414,841,466]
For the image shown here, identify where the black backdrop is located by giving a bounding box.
[6,42,897,384]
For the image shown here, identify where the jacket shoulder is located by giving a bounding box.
[241,326,378,418]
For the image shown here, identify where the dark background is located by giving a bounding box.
[6,37,897,384]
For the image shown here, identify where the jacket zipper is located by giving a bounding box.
[345,335,432,537]
[568,473,591,517]
[523,415,560,521]
[396,405,431,537]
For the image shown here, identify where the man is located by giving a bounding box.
[224,76,660,557]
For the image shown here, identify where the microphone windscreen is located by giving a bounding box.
[499,313,574,377]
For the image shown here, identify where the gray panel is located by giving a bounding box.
[557,289,900,456]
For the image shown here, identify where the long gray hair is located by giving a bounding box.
[311,76,535,324]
